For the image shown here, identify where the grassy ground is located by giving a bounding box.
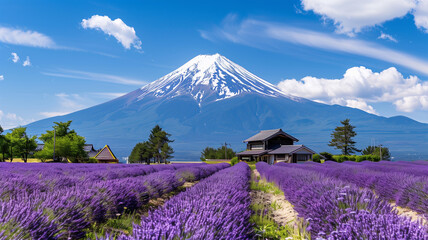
[3,158,45,163]
[250,171,310,240]
[205,160,231,164]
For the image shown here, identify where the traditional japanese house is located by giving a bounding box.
[95,145,119,163]
[236,129,315,164]
[83,144,98,158]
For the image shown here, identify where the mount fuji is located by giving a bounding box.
[26,54,428,161]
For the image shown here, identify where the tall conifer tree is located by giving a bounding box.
[329,119,360,155]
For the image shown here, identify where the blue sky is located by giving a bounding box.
[1,0,428,128]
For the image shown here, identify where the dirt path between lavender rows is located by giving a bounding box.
[392,203,427,225]
[250,169,300,228]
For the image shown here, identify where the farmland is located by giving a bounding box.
[0,161,427,239]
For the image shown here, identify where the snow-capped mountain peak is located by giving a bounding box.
[137,54,297,105]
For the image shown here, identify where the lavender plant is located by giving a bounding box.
[115,162,253,240]
[257,162,427,239]
[0,162,229,239]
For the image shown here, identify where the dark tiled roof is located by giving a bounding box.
[269,145,316,154]
[244,129,299,142]
[35,144,44,151]
[236,150,269,156]
[83,144,95,152]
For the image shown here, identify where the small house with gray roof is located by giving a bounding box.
[236,129,315,164]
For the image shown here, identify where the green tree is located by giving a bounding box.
[362,146,376,155]
[129,125,174,164]
[215,145,235,159]
[160,142,174,163]
[362,145,391,160]
[200,147,217,161]
[5,127,37,163]
[35,121,87,162]
[200,145,236,161]
[328,119,360,155]
[148,125,174,164]
[129,141,153,164]
[0,125,7,162]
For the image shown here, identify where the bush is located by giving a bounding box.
[230,157,239,166]
[82,157,98,163]
[319,152,333,160]
[312,154,321,163]
[356,155,365,162]
[332,154,382,163]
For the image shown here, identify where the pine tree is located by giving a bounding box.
[148,125,173,164]
[328,119,360,155]
[362,145,391,160]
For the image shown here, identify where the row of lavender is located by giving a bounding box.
[257,162,427,239]
[0,163,199,194]
[0,163,229,240]
[278,161,428,216]
[109,162,253,240]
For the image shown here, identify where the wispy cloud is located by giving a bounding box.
[0,26,57,48]
[39,91,127,118]
[81,15,142,50]
[39,93,84,118]
[0,75,4,81]
[201,17,428,76]
[0,110,33,129]
[299,0,416,35]
[91,92,127,98]
[42,69,147,86]
[11,52,19,63]
[378,32,398,42]
[22,56,31,67]
[39,111,73,118]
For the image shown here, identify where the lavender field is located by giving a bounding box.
[0,161,427,239]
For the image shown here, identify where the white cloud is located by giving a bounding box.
[39,93,85,118]
[81,15,142,50]
[0,110,32,129]
[378,32,398,42]
[414,0,428,32]
[11,52,19,63]
[394,96,428,112]
[300,0,428,35]
[22,56,31,67]
[0,27,56,48]
[0,75,3,81]
[39,111,72,118]
[202,18,428,76]
[278,66,428,113]
[39,92,127,118]
[42,69,146,86]
[91,92,127,98]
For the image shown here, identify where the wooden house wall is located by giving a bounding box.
[267,136,294,149]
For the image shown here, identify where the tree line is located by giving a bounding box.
[0,121,89,163]
[128,125,174,164]
[200,145,236,161]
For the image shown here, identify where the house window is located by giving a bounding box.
[251,144,264,150]
[296,154,309,161]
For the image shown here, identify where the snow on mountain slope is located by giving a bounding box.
[137,54,299,105]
